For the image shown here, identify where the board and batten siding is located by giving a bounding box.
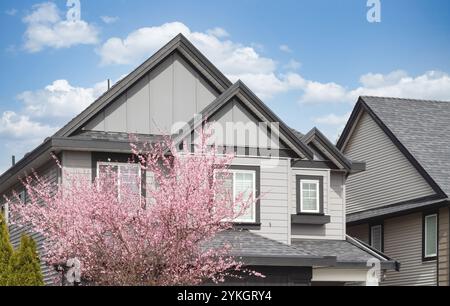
[290,169,346,241]
[439,207,449,286]
[383,213,437,286]
[343,111,435,214]
[5,162,61,285]
[85,53,218,135]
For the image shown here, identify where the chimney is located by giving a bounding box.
[107,79,111,90]
[12,155,15,166]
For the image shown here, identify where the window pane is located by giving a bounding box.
[425,215,437,257]
[119,164,141,195]
[301,181,318,212]
[371,226,382,251]
[234,171,255,222]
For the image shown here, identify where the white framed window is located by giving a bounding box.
[370,225,383,252]
[97,162,141,198]
[215,168,257,224]
[18,190,26,204]
[232,170,256,223]
[300,179,320,214]
[424,214,438,259]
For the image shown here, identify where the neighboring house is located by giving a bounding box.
[338,96,450,286]
[0,35,397,286]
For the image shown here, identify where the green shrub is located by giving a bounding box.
[0,213,13,286]
[7,235,44,286]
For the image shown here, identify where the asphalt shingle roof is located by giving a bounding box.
[292,239,375,264]
[362,96,450,197]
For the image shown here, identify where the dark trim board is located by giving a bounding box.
[347,197,449,225]
[291,214,331,225]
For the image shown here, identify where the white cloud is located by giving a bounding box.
[0,111,55,139]
[299,70,450,104]
[314,112,351,126]
[101,15,119,24]
[23,2,99,52]
[0,78,109,174]
[17,79,107,119]
[279,44,292,53]
[206,27,229,38]
[97,22,290,99]
[5,8,18,16]
[284,59,301,71]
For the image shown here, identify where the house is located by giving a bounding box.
[337,96,450,286]
[0,35,397,286]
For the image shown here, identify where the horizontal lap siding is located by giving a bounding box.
[291,169,346,240]
[383,213,437,286]
[439,207,449,286]
[344,112,435,214]
[233,157,289,244]
[7,163,61,285]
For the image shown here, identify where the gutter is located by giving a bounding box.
[347,235,400,271]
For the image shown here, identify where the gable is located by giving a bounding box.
[208,97,291,152]
[343,111,436,214]
[84,53,218,135]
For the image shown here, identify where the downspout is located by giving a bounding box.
[287,158,292,245]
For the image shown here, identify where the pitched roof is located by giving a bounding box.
[292,236,399,270]
[338,96,450,198]
[207,230,336,267]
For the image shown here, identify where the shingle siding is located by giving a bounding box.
[344,111,435,214]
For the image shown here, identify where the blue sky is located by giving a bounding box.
[1,0,450,173]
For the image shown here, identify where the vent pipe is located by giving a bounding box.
[12,155,15,166]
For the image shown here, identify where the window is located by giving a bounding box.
[424,214,438,259]
[233,170,256,223]
[370,225,383,252]
[18,190,26,204]
[215,166,260,224]
[97,162,141,198]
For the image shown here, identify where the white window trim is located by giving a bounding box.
[370,225,383,251]
[232,169,256,223]
[299,179,320,214]
[424,214,438,258]
[97,162,142,199]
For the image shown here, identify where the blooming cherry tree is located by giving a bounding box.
[6,128,257,285]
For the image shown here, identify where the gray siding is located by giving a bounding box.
[439,207,449,286]
[291,169,346,241]
[343,111,435,214]
[383,213,437,286]
[5,163,61,285]
[85,53,218,134]
[233,157,290,244]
